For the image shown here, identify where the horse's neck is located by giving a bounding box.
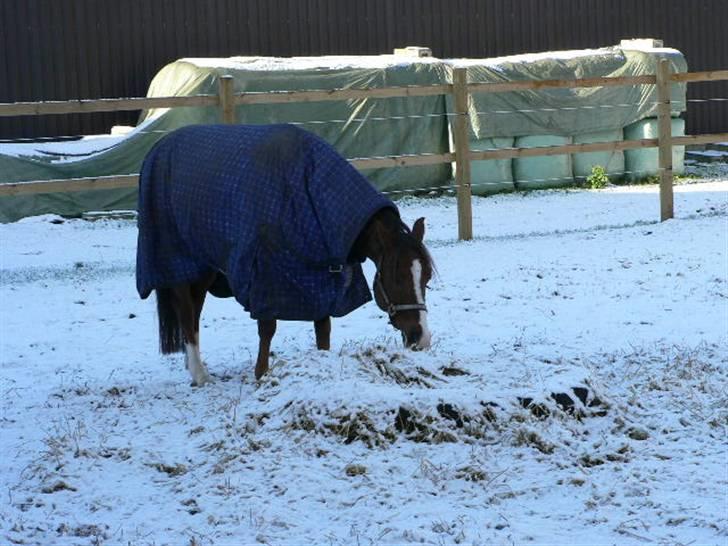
[352,208,401,265]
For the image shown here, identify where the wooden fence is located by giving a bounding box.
[1,60,727,240]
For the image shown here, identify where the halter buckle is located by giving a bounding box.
[328,264,344,273]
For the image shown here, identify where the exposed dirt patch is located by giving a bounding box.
[41,480,77,494]
[148,463,188,477]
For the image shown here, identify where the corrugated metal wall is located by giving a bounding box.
[2,0,726,139]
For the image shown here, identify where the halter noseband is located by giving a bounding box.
[374,272,428,318]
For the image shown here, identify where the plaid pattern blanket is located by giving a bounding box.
[136,124,395,321]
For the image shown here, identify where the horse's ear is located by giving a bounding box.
[412,217,426,242]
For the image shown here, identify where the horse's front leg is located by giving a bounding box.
[314,317,331,350]
[255,319,277,379]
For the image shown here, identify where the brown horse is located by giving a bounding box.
[156,208,433,385]
[137,124,433,386]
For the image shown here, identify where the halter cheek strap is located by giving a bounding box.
[374,272,428,318]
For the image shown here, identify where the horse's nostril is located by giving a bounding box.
[405,329,422,349]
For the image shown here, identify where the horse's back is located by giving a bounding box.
[146,123,316,178]
[136,124,394,321]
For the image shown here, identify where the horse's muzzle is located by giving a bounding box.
[403,327,431,351]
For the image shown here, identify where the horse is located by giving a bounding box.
[136,124,433,386]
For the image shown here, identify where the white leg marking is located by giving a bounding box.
[411,259,432,349]
[185,341,212,386]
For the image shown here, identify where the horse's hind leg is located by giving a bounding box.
[314,317,331,350]
[174,273,216,386]
[255,319,277,380]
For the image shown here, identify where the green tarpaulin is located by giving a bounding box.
[0,43,687,222]
[451,46,686,138]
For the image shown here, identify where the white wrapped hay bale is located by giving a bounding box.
[572,130,626,181]
[514,135,573,190]
[624,118,685,181]
[469,136,515,195]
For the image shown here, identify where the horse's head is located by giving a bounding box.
[373,217,433,350]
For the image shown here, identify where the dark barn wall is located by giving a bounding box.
[1,0,726,139]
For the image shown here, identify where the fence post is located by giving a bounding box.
[452,67,473,241]
[656,59,674,221]
[218,75,236,124]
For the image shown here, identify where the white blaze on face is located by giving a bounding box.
[411,259,432,349]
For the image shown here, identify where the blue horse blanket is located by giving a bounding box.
[136,124,395,321]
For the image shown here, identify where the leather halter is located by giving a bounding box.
[374,271,428,318]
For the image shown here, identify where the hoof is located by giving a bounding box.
[191,373,214,387]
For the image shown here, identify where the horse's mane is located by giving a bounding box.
[349,207,435,278]
[378,208,436,277]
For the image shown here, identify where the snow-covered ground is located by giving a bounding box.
[1,171,726,545]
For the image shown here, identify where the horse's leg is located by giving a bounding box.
[255,319,277,380]
[172,277,215,387]
[187,272,216,384]
[314,316,331,350]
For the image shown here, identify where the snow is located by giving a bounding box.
[1,172,727,545]
[447,47,625,68]
[448,44,681,71]
[688,150,728,160]
[185,54,443,72]
[186,45,681,73]
[0,118,163,162]
[0,134,126,161]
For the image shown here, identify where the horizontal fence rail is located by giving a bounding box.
[2,69,721,116]
[469,138,660,162]
[671,70,728,83]
[1,68,727,239]
[0,175,139,196]
[0,95,220,117]
[234,84,453,105]
[467,74,657,93]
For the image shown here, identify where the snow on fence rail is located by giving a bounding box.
[1,64,727,240]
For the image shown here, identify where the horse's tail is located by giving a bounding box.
[156,288,184,354]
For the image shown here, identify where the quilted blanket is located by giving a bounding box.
[136,124,395,321]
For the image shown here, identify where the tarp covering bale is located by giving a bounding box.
[0,55,451,222]
[572,130,626,181]
[514,135,574,190]
[139,56,452,194]
[444,42,686,193]
[624,118,686,181]
[0,42,689,221]
[0,124,164,221]
[447,45,687,139]
[448,132,515,195]
[470,137,515,195]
